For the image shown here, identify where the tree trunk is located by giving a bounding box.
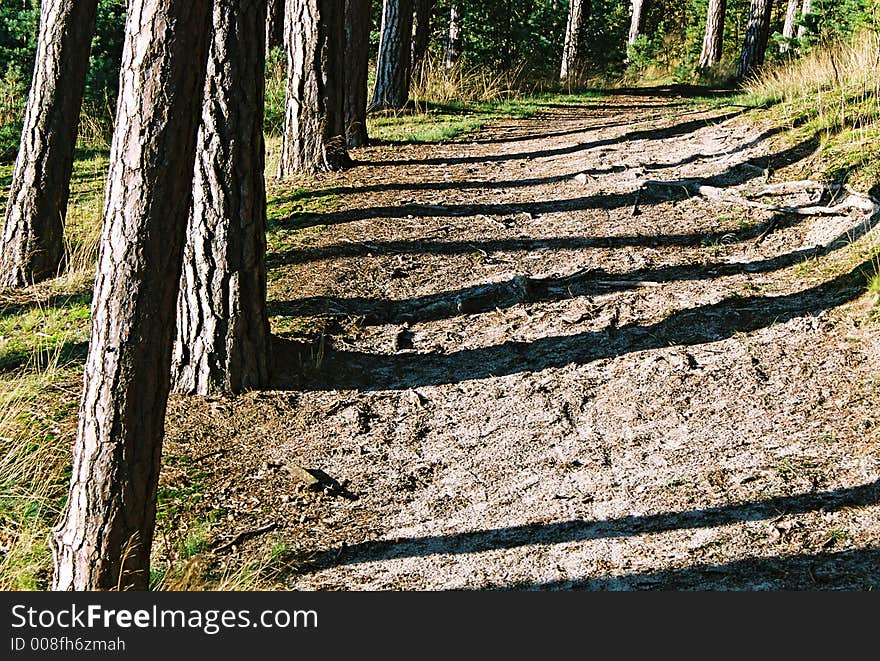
[737,0,773,79]
[411,0,435,75]
[344,0,371,147]
[796,0,811,40]
[698,0,726,68]
[172,0,270,397]
[371,0,414,110]
[559,0,591,82]
[443,3,462,70]
[51,0,212,592]
[628,0,646,46]
[0,0,99,287]
[266,0,285,53]
[780,0,798,52]
[278,0,348,175]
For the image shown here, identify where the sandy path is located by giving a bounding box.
[164,92,880,590]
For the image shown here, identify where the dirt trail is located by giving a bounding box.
[164,92,880,590]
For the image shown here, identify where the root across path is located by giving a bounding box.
[162,93,880,590]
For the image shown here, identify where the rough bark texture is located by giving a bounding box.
[371,0,414,110]
[266,0,285,52]
[780,0,798,52]
[344,0,371,147]
[0,0,99,287]
[278,0,348,175]
[698,0,726,68]
[411,0,434,74]
[443,3,462,70]
[171,0,270,396]
[628,0,646,46]
[737,0,773,79]
[51,0,212,592]
[797,0,812,40]
[559,0,591,82]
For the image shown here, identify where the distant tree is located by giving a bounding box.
[172,0,270,396]
[0,0,99,287]
[443,2,463,69]
[371,0,414,109]
[560,0,591,82]
[412,0,435,75]
[698,0,726,68]
[796,0,812,39]
[51,0,212,591]
[266,0,284,52]
[278,0,348,174]
[738,0,773,79]
[344,0,372,147]
[628,0,646,46]
[780,0,799,51]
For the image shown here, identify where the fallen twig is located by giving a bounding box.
[213,522,279,554]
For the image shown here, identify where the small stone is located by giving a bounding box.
[286,464,321,490]
[573,173,589,184]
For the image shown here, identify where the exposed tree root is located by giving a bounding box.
[641,178,880,216]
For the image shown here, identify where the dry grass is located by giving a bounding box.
[410,57,525,107]
[745,31,880,129]
[0,341,81,590]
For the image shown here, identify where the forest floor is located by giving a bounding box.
[159,91,877,589]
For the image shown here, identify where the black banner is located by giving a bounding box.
[0,590,876,658]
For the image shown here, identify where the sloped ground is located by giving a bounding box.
[162,92,880,590]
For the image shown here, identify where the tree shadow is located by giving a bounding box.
[268,235,831,325]
[356,111,746,167]
[466,119,637,145]
[271,257,871,392]
[0,340,89,373]
[0,292,92,320]
[269,133,819,238]
[293,479,879,582]
[500,547,880,590]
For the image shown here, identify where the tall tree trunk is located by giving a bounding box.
[796,0,812,40]
[172,0,270,396]
[559,0,591,82]
[344,0,371,147]
[371,0,414,110]
[443,3,462,70]
[0,0,99,287]
[411,0,435,76]
[278,0,348,175]
[698,0,726,68]
[51,0,212,592]
[737,0,773,79]
[266,0,285,52]
[780,0,798,52]
[628,0,646,46]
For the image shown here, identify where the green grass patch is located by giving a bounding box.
[0,298,91,371]
[367,92,600,144]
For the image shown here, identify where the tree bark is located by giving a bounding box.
[278,0,348,175]
[559,0,591,82]
[172,0,270,397]
[51,0,212,592]
[266,0,285,52]
[737,0,773,79]
[628,0,646,46]
[344,0,371,147]
[371,0,414,110]
[780,0,798,52]
[698,0,726,68]
[0,0,99,287]
[443,3,462,70]
[411,0,435,75]
[796,0,811,40]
